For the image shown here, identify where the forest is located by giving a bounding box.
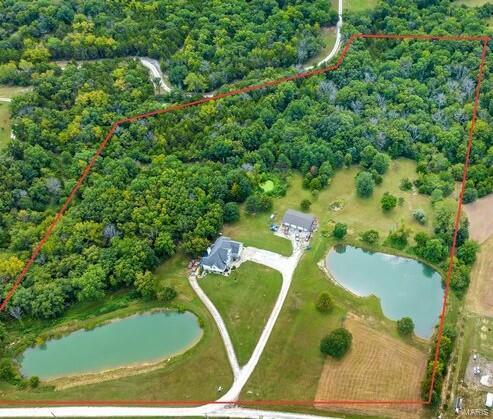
[0,0,336,91]
[0,0,493,401]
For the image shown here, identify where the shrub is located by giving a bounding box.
[316,293,334,313]
[457,240,479,265]
[412,208,426,224]
[29,376,40,388]
[300,199,312,211]
[387,225,410,249]
[0,358,15,382]
[245,194,272,214]
[320,328,352,359]
[397,317,415,337]
[400,178,413,191]
[380,192,397,211]
[333,222,347,239]
[157,287,177,303]
[361,229,379,244]
[355,171,375,198]
[223,202,240,223]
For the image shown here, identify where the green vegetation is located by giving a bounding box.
[199,262,282,365]
[0,0,336,90]
[397,317,415,337]
[356,171,375,198]
[332,222,348,239]
[320,327,353,359]
[0,103,10,150]
[380,192,397,212]
[316,293,334,313]
[260,180,275,193]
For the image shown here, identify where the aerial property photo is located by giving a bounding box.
[1,1,493,419]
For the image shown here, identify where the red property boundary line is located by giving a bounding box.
[0,33,490,408]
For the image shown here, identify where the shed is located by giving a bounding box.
[281,209,316,232]
[486,393,493,408]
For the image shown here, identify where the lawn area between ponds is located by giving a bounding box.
[1,253,233,402]
[199,261,282,365]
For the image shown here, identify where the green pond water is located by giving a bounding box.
[20,311,202,380]
[326,245,444,339]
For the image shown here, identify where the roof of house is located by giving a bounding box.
[281,209,315,230]
[200,237,242,271]
[486,393,493,408]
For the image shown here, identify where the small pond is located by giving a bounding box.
[325,245,444,339]
[20,310,202,380]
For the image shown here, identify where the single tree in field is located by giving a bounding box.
[223,202,240,223]
[380,192,397,211]
[320,327,352,359]
[356,171,375,198]
[397,317,414,337]
[300,199,312,211]
[333,222,347,239]
[316,293,334,313]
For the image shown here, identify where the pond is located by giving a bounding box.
[20,311,202,380]
[325,245,444,339]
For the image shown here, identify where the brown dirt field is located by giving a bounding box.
[466,236,493,316]
[463,194,493,244]
[315,316,427,419]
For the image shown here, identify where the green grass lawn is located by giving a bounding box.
[1,253,233,402]
[199,261,282,365]
[260,180,275,192]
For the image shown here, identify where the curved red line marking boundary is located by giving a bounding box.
[0,33,490,408]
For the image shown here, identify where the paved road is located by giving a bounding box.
[0,97,12,103]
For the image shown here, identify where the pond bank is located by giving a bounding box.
[19,310,203,385]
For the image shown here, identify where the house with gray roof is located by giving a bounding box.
[281,209,316,232]
[200,236,243,274]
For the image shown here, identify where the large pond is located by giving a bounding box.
[20,311,202,380]
[325,245,444,339]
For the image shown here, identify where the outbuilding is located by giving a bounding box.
[281,209,316,232]
[486,392,493,408]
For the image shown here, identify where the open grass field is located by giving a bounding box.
[466,236,493,316]
[463,193,493,244]
[199,261,282,365]
[315,316,426,419]
[1,253,233,402]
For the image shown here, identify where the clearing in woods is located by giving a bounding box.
[315,316,427,418]
[466,236,493,316]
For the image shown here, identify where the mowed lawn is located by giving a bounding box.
[199,261,282,365]
[456,0,493,5]
[2,253,233,402]
[240,160,433,403]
